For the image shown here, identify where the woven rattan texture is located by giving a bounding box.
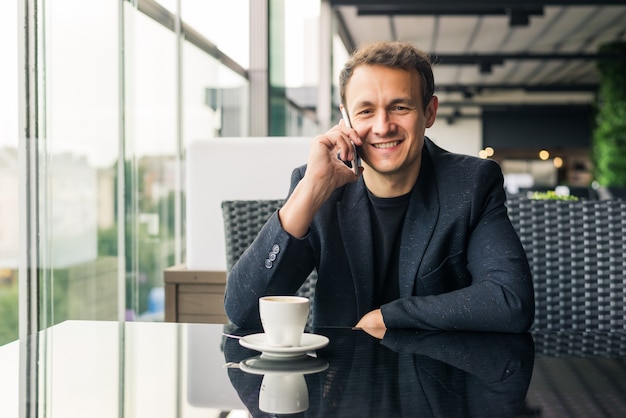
[532,331,626,357]
[222,198,626,331]
[506,198,626,331]
[221,200,318,302]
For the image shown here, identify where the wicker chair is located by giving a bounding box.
[222,198,626,332]
[221,199,319,303]
[506,197,626,331]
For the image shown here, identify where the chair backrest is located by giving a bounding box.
[506,197,626,331]
[223,197,626,331]
[221,199,318,302]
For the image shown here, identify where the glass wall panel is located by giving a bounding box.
[284,0,319,89]
[0,0,19,346]
[124,6,178,321]
[270,0,321,136]
[14,0,253,338]
[42,0,120,326]
[331,33,350,121]
[183,41,249,141]
[181,0,249,68]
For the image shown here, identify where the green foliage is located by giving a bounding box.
[530,190,579,201]
[0,283,19,346]
[98,226,118,256]
[593,41,626,187]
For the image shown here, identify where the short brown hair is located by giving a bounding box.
[339,41,435,110]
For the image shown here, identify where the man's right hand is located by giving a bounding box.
[278,120,363,238]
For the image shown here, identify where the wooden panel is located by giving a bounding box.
[163,265,226,285]
[178,284,224,294]
[164,283,178,322]
[163,264,228,324]
[178,293,226,316]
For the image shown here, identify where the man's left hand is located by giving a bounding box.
[355,309,386,338]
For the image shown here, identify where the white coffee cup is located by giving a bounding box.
[259,296,310,347]
[259,373,309,414]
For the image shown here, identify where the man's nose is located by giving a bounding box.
[371,111,396,136]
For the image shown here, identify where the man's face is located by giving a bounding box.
[344,65,437,189]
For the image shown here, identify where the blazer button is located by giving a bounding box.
[264,259,273,269]
[268,252,277,261]
[271,244,280,254]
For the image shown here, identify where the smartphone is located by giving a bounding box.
[340,107,361,176]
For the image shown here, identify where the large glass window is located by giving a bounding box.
[124,5,179,321]
[154,0,249,68]
[0,0,19,346]
[42,0,121,326]
[270,0,321,136]
[183,41,249,141]
[181,0,249,69]
[14,0,252,331]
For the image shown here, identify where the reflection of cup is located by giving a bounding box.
[259,373,309,414]
[259,296,310,347]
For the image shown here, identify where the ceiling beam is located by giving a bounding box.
[330,1,626,6]
[352,6,545,26]
[436,83,598,93]
[431,52,626,65]
[437,102,593,109]
[333,9,357,52]
[355,6,544,17]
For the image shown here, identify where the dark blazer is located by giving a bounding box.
[225,138,534,332]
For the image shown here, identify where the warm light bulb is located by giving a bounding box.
[485,146,494,157]
[553,157,563,168]
[539,150,550,160]
[479,150,488,158]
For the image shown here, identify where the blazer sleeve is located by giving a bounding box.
[224,167,316,328]
[380,160,535,332]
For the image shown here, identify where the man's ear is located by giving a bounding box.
[425,95,438,128]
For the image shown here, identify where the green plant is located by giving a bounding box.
[592,41,626,187]
[0,282,19,346]
[530,190,578,201]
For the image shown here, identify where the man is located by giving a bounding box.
[225,41,534,332]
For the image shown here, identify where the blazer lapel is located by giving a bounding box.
[337,143,440,311]
[337,178,374,319]
[398,149,440,297]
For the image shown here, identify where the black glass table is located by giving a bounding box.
[1,321,625,417]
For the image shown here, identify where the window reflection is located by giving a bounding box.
[0,0,19,346]
[10,0,252,333]
[39,0,120,327]
[124,8,177,320]
[0,0,329,344]
[181,0,249,68]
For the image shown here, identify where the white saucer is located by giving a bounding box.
[239,355,329,375]
[239,333,329,358]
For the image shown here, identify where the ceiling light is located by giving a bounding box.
[553,157,564,168]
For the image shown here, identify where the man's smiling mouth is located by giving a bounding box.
[373,141,400,149]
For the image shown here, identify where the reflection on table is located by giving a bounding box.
[0,321,625,417]
[225,329,534,417]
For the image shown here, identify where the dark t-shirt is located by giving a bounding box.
[367,189,411,308]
